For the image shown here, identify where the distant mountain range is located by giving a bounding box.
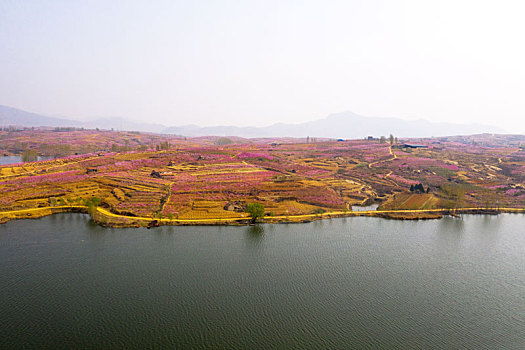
[0,105,74,128]
[0,105,166,133]
[163,112,508,138]
[0,105,508,138]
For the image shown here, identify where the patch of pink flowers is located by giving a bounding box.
[237,152,275,160]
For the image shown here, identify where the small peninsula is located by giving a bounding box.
[0,129,524,227]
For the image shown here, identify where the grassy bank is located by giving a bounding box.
[1,205,523,228]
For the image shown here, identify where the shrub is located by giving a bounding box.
[216,137,234,145]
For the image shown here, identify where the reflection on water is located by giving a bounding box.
[481,214,502,231]
[247,224,265,235]
[438,215,465,234]
[435,216,465,253]
[245,225,265,247]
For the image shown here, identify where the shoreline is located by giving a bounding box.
[0,205,523,228]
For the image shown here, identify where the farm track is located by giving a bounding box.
[367,147,399,186]
[160,182,174,213]
[368,146,397,171]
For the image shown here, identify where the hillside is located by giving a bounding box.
[0,130,523,227]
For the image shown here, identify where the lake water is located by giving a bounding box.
[352,203,379,211]
[0,155,52,165]
[1,214,524,349]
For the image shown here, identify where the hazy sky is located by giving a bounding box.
[1,0,524,132]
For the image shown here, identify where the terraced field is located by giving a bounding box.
[0,130,523,226]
